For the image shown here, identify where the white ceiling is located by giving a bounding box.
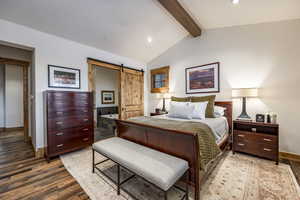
[0,0,299,63]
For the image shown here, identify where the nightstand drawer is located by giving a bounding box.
[255,134,277,145]
[256,143,277,160]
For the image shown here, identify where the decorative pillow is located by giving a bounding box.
[191,101,208,119]
[214,106,226,117]
[191,95,216,118]
[168,101,195,119]
[171,96,191,102]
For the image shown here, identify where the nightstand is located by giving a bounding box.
[232,120,279,164]
[150,112,167,116]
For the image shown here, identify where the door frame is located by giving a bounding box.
[87,58,122,127]
[0,57,30,142]
[87,58,144,123]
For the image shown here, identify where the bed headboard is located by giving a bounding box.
[215,101,232,133]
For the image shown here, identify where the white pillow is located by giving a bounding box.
[191,101,208,119]
[214,106,226,117]
[168,101,195,119]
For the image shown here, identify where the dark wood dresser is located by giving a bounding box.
[232,120,279,164]
[44,91,94,161]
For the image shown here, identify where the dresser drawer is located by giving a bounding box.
[47,92,91,101]
[48,135,92,155]
[256,143,278,160]
[48,100,91,110]
[48,108,92,118]
[48,116,93,131]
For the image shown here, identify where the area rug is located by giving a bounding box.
[60,148,300,200]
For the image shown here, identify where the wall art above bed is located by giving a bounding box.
[185,62,220,94]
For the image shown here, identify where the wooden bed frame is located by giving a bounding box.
[116,101,232,200]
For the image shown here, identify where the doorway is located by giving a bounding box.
[0,57,30,142]
[87,58,144,141]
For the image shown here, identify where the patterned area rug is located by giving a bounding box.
[60,148,300,200]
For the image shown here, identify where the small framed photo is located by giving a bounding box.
[185,62,220,94]
[101,90,115,104]
[256,114,265,123]
[48,65,80,89]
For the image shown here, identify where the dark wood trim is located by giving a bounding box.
[157,0,202,37]
[280,152,300,162]
[0,57,29,66]
[185,62,220,94]
[3,127,24,132]
[48,65,81,89]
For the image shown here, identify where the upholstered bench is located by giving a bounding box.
[92,137,189,200]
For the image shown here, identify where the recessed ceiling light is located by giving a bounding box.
[232,0,239,4]
[147,36,152,43]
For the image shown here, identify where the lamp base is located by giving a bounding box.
[238,112,251,119]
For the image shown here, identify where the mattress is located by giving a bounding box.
[152,115,229,144]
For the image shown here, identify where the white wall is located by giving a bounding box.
[5,64,23,128]
[0,19,146,150]
[0,64,4,128]
[147,19,300,155]
[95,67,119,108]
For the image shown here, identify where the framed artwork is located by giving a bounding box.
[101,90,115,104]
[185,62,220,94]
[48,65,80,89]
[150,66,169,93]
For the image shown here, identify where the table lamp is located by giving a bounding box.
[158,93,171,113]
[232,88,258,119]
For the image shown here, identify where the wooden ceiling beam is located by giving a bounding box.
[157,0,202,37]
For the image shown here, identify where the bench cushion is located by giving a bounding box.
[93,137,189,191]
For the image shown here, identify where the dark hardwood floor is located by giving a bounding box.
[0,131,90,200]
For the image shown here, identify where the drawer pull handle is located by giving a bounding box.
[83,128,89,131]
[238,143,245,146]
[263,138,272,142]
[83,119,89,122]
[56,121,63,125]
[251,128,257,132]
[83,138,89,141]
[83,110,88,113]
[238,135,245,137]
[57,144,64,147]
[263,148,272,152]
[56,112,63,115]
[56,132,64,136]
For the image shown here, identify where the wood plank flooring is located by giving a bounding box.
[0,131,90,200]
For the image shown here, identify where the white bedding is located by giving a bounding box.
[152,115,229,144]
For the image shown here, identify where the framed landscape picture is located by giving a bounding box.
[101,90,115,104]
[185,62,220,94]
[48,65,80,89]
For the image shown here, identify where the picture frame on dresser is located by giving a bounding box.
[48,65,81,89]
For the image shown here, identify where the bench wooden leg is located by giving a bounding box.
[164,191,168,200]
[92,149,95,173]
[117,164,120,195]
[185,170,189,200]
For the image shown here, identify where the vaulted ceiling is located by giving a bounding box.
[0,0,300,63]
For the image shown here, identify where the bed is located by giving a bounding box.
[115,101,232,200]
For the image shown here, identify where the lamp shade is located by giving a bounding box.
[232,88,258,98]
[156,93,171,99]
